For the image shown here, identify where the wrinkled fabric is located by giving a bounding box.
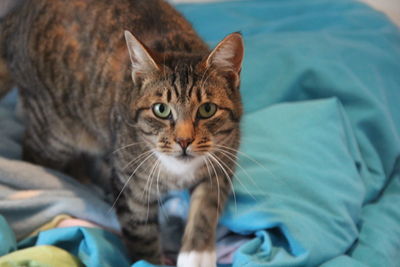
[0,0,399,267]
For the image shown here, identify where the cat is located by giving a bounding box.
[0,0,244,266]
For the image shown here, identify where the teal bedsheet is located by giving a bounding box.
[1,0,400,266]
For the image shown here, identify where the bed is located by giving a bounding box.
[1,0,400,266]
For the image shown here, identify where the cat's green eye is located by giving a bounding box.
[198,103,217,119]
[153,103,171,119]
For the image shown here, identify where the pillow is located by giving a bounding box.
[221,98,364,266]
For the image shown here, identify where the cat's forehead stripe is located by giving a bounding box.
[166,89,172,102]
[187,76,196,99]
[196,88,202,103]
[171,72,180,98]
[170,64,203,102]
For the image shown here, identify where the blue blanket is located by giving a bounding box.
[1,0,400,266]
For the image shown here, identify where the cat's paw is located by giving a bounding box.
[177,250,216,267]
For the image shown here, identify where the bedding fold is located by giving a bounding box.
[1,0,400,266]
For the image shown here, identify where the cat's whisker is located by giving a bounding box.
[213,147,257,186]
[205,156,221,214]
[156,161,169,221]
[108,151,155,214]
[208,154,256,203]
[202,156,213,188]
[142,157,159,201]
[207,152,237,214]
[215,144,284,185]
[145,159,161,223]
[122,150,153,170]
[111,142,145,154]
[139,158,157,205]
[214,145,268,170]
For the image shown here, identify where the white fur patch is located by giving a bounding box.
[177,251,217,267]
[155,152,204,178]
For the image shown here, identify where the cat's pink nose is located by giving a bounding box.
[175,138,193,150]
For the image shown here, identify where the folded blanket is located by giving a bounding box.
[1,0,400,267]
[0,154,121,239]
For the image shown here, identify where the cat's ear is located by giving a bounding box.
[124,30,159,83]
[205,32,244,87]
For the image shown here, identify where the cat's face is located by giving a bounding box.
[133,68,242,176]
[125,31,244,177]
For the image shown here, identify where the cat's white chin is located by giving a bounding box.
[155,152,204,178]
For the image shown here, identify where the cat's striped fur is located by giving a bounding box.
[0,0,244,265]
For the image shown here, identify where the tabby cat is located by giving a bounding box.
[0,0,244,266]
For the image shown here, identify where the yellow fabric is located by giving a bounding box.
[0,245,83,267]
[27,214,73,238]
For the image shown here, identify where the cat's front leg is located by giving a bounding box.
[177,180,230,267]
[115,191,162,265]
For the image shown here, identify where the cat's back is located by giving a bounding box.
[2,0,208,89]
[4,0,203,44]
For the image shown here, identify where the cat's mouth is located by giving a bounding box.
[176,154,194,161]
[155,151,204,176]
